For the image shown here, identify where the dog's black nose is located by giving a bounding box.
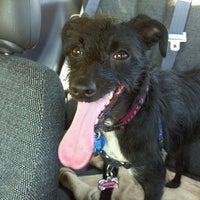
[70,81,97,98]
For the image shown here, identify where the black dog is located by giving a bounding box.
[58,15,200,200]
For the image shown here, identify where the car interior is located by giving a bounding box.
[0,0,200,199]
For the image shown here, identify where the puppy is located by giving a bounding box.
[58,14,200,200]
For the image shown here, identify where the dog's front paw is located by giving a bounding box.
[59,167,76,188]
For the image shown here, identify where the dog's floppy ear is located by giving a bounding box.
[61,17,86,43]
[61,17,90,54]
[127,14,168,57]
[62,16,86,34]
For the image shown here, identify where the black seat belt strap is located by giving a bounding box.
[161,0,192,70]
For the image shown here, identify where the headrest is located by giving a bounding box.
[0,0,41,54]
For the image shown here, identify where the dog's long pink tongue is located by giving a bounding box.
[58,94,109,169]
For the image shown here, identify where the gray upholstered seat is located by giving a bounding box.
[0,0,66,199]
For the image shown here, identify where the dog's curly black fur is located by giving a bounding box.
[62,15,200,200]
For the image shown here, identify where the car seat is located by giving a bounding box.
[0,0,67,199]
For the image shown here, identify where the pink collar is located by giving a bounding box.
[104,84,150,131]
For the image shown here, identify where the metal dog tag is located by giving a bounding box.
[93,132,106,153]
[98,176,119,191]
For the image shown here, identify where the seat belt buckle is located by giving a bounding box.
[168,32,187,51]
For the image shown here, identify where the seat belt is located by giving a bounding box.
[161,0,192,70]
[80,0,101,16]
[71,0,101,18]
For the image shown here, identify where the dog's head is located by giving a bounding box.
[62,14,168,102]
[59,15,168,169]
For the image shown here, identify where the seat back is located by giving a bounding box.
[0,1,65,199]
[0,0,41,54]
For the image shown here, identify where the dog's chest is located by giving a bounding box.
[103,130,128,163]
[103,130,139,178]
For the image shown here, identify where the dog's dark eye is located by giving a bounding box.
[112,50,129,61]
[71,47,83,57]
